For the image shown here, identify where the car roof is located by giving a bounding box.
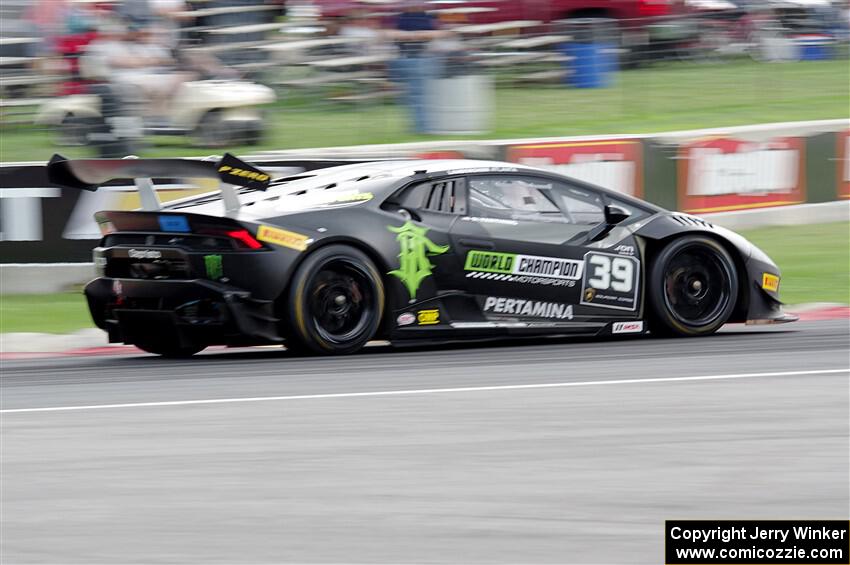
[169,158,663,217]
[266,158,662,212]
[271,159,536,184]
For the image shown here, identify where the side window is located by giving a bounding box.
[393,178,467,215]
[553,186,606,225]
[468,176,566,223]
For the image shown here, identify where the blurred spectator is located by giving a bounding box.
[117,0,156,26]
[339,9,394,56]
[23,0,71,57]
[389,1,450,133]
[148,0,191,49]
[83,20,193,117]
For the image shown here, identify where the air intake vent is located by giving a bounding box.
[672,214,713,228]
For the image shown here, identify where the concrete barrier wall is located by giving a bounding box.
[1,263,95,295]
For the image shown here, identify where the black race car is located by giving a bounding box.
[47,153,796,357]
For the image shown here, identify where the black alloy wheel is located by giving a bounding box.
[286,245,384,354]
[648,235,739,336]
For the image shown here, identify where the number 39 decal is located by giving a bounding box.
[587,254,634,292]
[581,252,640,310]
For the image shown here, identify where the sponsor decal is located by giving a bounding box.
[677,137,806,213]
[217,166,270,182]
[612,321,643,334]
[417,309,440,325]
[158,215,190,233]
[256,225,311,251]
[128,248,162,259]
[614,244,635,256]
[483,296,574,320]
[465,250,515,274]
[204,254,223,280]
[388,221,450,301]
[515,254,582,280]
[217,153,271,190]
[460,216,518,226]
[328,192,373,204]
[464,250,583,287]
[762,273,780,292]
[397,312,416,326]
[507,139,643,197]
[581,252,640,310]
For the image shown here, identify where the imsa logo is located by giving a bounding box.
[612,321,643,334]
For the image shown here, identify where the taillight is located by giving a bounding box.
[225,229,264,250]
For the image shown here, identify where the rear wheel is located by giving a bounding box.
[134,340,206,358]
[648,236,738,336]
[285,245,384,355]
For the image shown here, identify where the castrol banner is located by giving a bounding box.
[506,139,643,198]
[677,137,806,213]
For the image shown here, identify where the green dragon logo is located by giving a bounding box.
[388,221,449,301]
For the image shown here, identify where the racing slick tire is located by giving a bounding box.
[648,235,739,337]
[286,244,385,355]
[134,340,207,358]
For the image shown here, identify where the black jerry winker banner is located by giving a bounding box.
[665,520,850,565]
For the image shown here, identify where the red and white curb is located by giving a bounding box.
[1,304,847,360]
[787,303,850,321]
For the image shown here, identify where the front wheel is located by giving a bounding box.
[648,236,738,337]
[285,245,385,355]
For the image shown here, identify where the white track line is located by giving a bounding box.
[2,368,848,415]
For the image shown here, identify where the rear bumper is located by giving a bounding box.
[85,277,283,347]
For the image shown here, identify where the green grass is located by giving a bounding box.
[0,293,93,334]
[1,222,846,334]
[737,222,850,306]
[1,58,847,162]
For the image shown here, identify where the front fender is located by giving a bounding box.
[634,213,794,324]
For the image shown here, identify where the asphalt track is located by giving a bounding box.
[1,319,848,564]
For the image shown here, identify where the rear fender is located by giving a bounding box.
[278,235,393,338]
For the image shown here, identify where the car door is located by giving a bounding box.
[450,173,643,325]
[382,175,475,333]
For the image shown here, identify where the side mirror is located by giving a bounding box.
[604,204,631,226]
[586,205,631,243]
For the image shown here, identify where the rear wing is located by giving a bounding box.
[47,153,272,216]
